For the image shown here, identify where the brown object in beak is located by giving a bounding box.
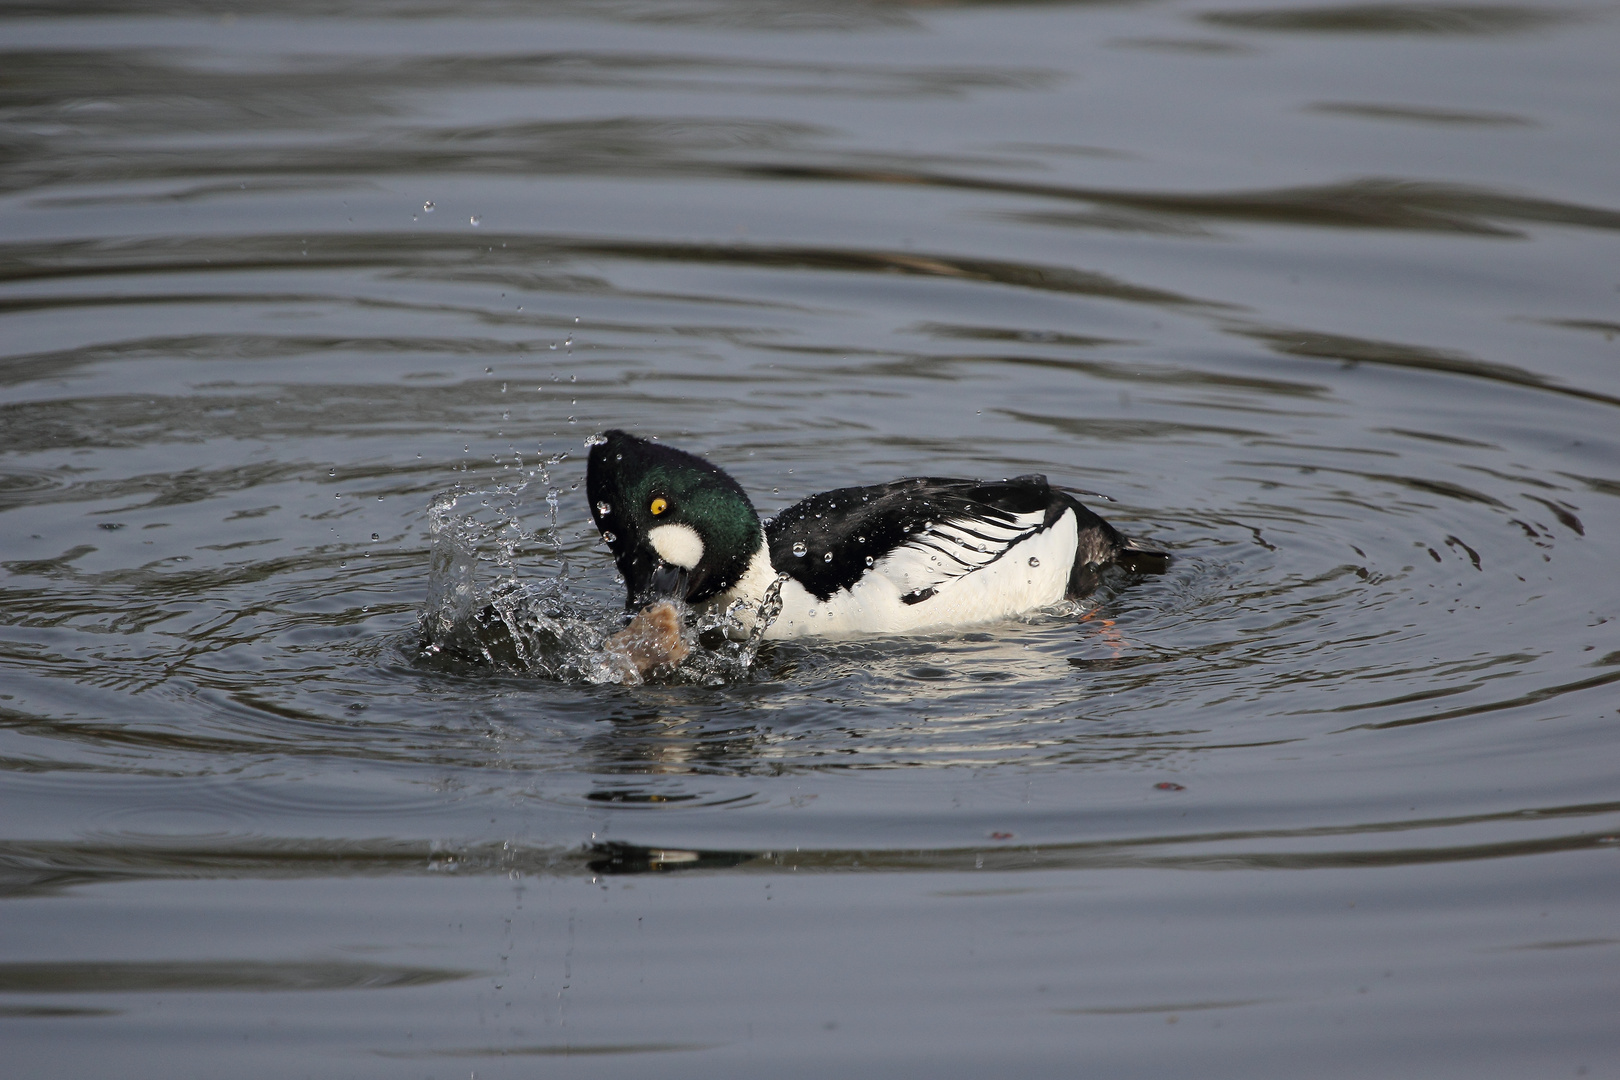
[604,601,691,680]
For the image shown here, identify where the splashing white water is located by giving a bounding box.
[417,464,779,685]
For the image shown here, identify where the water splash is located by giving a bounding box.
[416,468,779,685]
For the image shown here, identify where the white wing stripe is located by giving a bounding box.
[875,510,1050,594]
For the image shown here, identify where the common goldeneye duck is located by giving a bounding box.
[585,429,1168,640]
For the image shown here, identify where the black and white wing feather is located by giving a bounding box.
[874,509,1048,604]
[766,475,1077,602]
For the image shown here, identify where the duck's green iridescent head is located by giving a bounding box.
[585,430,762,610]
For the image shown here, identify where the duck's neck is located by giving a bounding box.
[711,529,781,626]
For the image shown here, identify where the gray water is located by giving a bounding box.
[3,1,1619,1076]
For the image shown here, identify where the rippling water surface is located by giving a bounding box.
[3,1,1619,1075]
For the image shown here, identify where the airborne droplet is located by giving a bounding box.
[596,501,611,516]
[792,541,807,557]
[822,552,833,563]
[864,555,874,567]
[602,531,616,544]
[1028,556,1040,567]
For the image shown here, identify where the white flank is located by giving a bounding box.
[647,522,705,569]
[712,513,1081,639]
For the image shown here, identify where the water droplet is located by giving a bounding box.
[469,214,481,226]
[567,416,576,424]
[371,533,380,541]
[856,535,866,543]
[792,541,807,557]
[549,342,557,350]
[808,609,817,618]
[602,531,616,544]
[422,200,435,213]
[822,552,833,563]
[864,555,874,567]
[1028,556,1040,567]
[584,433,606,447]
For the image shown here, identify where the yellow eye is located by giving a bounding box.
[649,497,668,516]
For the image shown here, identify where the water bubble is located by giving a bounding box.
[469,214,481,226]
[602,531,616,544]
[792,541,807,557]
[422,201,435,213]
[1028,556,1040,567]
[822,552,833,563]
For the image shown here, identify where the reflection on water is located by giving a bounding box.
[0,959,479,993]
[1197,3,1575,36]
[2,0,1619,1074]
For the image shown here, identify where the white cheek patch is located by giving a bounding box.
[648,523,705,569]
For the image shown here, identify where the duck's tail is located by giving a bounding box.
[1116,534,1172,575]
